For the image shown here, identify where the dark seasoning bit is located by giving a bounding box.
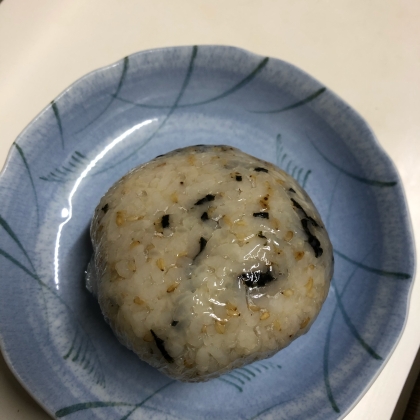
[254,167,269,173]
[253,212,269,219]
[239,269,275,288]
[290,198,323,257]
[161,214,170,229]
[291,198,319,227]
[199,237,207,254]
[171,320,179,327]
[258,231,267,239]
[150,329,174,363]
[289,188,296,193]
[193,236,208,260]
[201,211,209,221]
[194,194,215,206]
[301,219,323,258]
[101,203,109,213]
[236,175,242,181]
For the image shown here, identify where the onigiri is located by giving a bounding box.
[87,145,333,382]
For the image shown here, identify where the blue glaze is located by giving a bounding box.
[0,45,415,420]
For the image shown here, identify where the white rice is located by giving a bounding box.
[87,145,333,382]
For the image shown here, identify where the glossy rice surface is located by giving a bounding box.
[88,145,333,381]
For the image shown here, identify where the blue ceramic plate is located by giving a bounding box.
[0,46,415,420]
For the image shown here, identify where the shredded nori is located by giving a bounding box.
[291,198,319,227]
[238,269,275,288]
[253,212,269,219]
[161,214,170,229]
[150,330,174,363]
[236,175,242,181]
[290,198,323,257]
[201,211,209,221]
[101,203,109,213]
[194,194,215,205]
[258,231,267,239]
[155,154,165,158]
[289,188,296,193]
[193,237,208,260]
[199,237,207,253]
[291,198,304,211]
[254,167,269,173]
[301,219,323,257]
[171,321,179,327]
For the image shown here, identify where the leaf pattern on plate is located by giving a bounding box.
[218,361,282,393]
[51,100,65,149]
[13,143,40,226]
[111,56,269,110]
[55,380,176,419]
[249,87,326,114]
[323,261,382,414]
[308,135,398,187]
[334,249,411,280]
[92,48,269,176]
[0,214,106,388]
[92,46,199,176]
[75,56,130,134]
[276,133,311,188]
[39,151,88,183]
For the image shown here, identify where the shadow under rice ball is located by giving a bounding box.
[86,145,333,382]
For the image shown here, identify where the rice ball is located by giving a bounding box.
[87,145,333,382]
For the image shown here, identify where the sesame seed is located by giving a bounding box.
[300,317,310,329]
[133,296,144,305]
[116,211,125,226]
[156,258,165,271]
[215,321,226,334]
[260,311,270,321]
[284,231,294,241]
[283,289,294,297]
[167,282,180,293]
[294,251,305,261]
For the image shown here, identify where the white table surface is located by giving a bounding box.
[0,1,419,419]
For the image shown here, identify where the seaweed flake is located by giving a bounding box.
[155,154,165,158]
[171,321,179,327]
[238,269,275,288]
[254,167,269,173]
[253,212,269,219]
[193,237,208,260]
[150,330,174,363]
[101,203,109,213]
[194,194,215,205]
[161,214,170,228]
[201,211,209,221]
[301,219,323,257]
[291,198,304,211]
[291,198,319,227]
[236,175,242,181]
[199,237,207,253]
[289,188,296,193]
[258,231,267,239]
